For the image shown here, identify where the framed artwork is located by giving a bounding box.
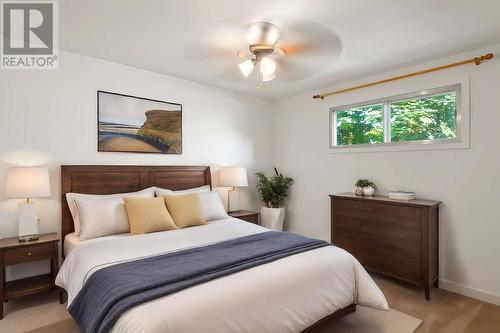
[97,90,182,154]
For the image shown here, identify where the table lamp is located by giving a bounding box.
[5,167,51,242]
[220,166,248,213]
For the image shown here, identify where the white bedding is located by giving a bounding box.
[63,233,80,256]
[64,232,130,256]
[57,218,388,333]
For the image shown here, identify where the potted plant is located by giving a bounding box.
[355,179,377,196]
[255,168,294,231]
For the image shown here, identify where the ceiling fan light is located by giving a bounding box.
[260,57,276,76]
[262,73,276,82]
[238,59,254,77]
[246,22,280,46]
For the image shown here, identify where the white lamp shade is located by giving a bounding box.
[5,167,51,199]
[238,59,255,77]
[220,167,248,187]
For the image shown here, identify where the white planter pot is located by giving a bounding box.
[261,207,285,231]
[362,186,375,196]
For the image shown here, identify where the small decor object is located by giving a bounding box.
[355,179,377,196]
[5,167,51,242]
[98,91,182,154]
[220,166,248,212]
[389,191,416,200]
[255,168,293,231]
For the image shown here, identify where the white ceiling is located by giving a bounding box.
[59,0,500,100]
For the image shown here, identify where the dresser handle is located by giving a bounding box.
[27,252,32,256]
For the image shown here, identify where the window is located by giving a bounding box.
[331,85,460,149]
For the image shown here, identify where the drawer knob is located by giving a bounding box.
[27,252,32,256]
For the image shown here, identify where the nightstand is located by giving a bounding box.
[228,210,260,224]
[0,233,60,319]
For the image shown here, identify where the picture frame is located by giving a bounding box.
[97,90,182,154]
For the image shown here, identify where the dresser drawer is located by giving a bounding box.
[332,198,372,220]
[332,198,372,260]
[371,203,422,283]
[373,203,421,227]
[4,244,54,265]
[333,215,373,264]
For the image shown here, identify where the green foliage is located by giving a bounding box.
[336,92,456,145]
[355,179,376,189]
[255,168,294,208]
[336,104,383,145]
[390,93,456,142]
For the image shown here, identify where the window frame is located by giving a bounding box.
[330,84,462,150]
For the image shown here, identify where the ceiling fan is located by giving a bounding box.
[184,19,342,88]
[237,22,283,83]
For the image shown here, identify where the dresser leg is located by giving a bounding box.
[434,279,439,288]
[424,285,430,301]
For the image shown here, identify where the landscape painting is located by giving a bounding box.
[98,91,182,154]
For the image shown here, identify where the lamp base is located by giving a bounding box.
[18,234,40,242]
[228,189,241,212]
[18,202,39,241]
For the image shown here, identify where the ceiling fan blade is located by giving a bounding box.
[277,21,342,59]
[277,44,314,56]
[274,56,318,81]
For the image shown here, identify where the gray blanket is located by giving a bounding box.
[68,231,329,333]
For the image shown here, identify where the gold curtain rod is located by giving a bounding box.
[312,53,494,100]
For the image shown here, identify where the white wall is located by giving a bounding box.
[0,50,275,280]
[274,45,500,305]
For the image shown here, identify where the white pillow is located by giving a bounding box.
[198,191,228,221]
[75,197,130,240]
[155,185,210,197]
[154,187,174,197]
[66,187,155,236]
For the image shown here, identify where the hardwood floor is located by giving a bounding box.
[374,274,500,333]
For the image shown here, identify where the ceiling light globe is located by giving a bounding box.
[238,59,255,77]
[260,57,276,76]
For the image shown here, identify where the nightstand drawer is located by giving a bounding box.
[228,210,260,224]
[238,214,259,224]
[4,244,54,265]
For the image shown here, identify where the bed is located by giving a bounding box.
[57,165,388,333]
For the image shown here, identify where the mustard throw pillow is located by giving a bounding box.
[163,193,207,228]
[124,197,178,234]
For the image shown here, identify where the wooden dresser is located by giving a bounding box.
[330,193,441,300]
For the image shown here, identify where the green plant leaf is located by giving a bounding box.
[255,169,294,208]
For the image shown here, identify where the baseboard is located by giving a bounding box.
[439,279,500,306]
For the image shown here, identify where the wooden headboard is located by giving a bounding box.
[61,165,211,242]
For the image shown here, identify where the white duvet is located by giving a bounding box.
[56,218,388,333]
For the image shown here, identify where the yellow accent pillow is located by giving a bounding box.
[124,197,178,235]
[163,193,207,228]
